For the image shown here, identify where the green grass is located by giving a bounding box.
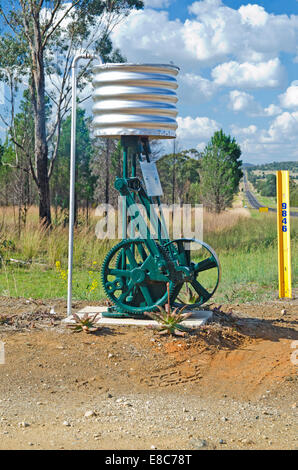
[0,239,296,304]
[0,264,106,301]
[0,210,297,304]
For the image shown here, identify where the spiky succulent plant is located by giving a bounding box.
[146,283,192,336]
[67,313,100,333]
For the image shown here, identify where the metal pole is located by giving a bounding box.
[276,170,292,298]
[67,53,103,316]
[122,146,128,240]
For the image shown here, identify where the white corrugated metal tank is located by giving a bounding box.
[92,63,179,139]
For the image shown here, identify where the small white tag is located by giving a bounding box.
[140,161,163,197]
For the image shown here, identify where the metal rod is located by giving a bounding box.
[67,53,103,317]
[131,153,137,241]
[122,146,128,240]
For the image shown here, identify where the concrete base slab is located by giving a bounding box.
[62,306,213,328]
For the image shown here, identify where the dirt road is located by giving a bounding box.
[0,297,297,450]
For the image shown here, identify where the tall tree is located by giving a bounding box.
[0,0,143,226]
[0,90,39,229]
[157,148,200,205]
[199,135,241,213]
[91,138,122,206]
[51,107,94,223]
[206,129,243,193]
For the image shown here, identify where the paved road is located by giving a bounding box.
[243,172,298,217]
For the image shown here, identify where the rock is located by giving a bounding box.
[84,410,96,418]
[151,445,157,449]
[190,439,207,449]
[291,403,297,409]
[18,422,30,428]
[108,353,114,359]
[221,417,228,422]
[219,439,226,444]
[281,309,286,315]
[62,421,71,426]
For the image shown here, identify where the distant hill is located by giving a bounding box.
[242,163,255,168]
[244,161,298,171]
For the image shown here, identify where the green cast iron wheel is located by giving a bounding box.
[101,239,175,314]
[165,238,221,308]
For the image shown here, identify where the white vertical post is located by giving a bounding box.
[67,54,103,316]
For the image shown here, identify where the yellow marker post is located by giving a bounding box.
[276,170,292,298]
[259,207,268,213]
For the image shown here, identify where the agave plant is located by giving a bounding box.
[67,313,100,334]
[146,283,192,336]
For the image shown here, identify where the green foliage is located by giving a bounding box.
[51,107,94,217]
[90,138,122,205]
[290,180,298,207]
[0,0,143,224]
[256,174,276,197]
[199,130,242,213]
[207,130,243,193]
[146,284,191,336]
[247,166,298,207]
[200,146,235,213]
[0,212,296,303]
[157,149,201,204]
[248,161,298,172]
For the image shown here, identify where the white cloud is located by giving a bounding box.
[212,59,284,88]
[111,10,189,65]
[177,116,220,139]
[228,90,256,112]
[180,73,217,103]
[187,0,298,63]
[230,111,298,163]
[279,81,298,108]
[263,111,298,142]
[111,1,298,69]
[228,92,282,117]
[231,124,258,136]
[263,104,282,116]
[176,115,220,149]
[239,4,268,27]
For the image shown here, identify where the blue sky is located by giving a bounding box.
[110,0,298,163]
[1,1,298,164]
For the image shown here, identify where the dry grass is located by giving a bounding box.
[0,205,297,302]
[203,208,250,233]
[0,204,294,267]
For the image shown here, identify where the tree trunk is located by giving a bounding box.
[31,27,51,226]
[35,81,51,225]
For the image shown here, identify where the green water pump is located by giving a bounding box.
[100,136,221,318]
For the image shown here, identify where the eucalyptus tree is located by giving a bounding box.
[199,130,242,213]
[0,0,143,225]
[157,148,201,205]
